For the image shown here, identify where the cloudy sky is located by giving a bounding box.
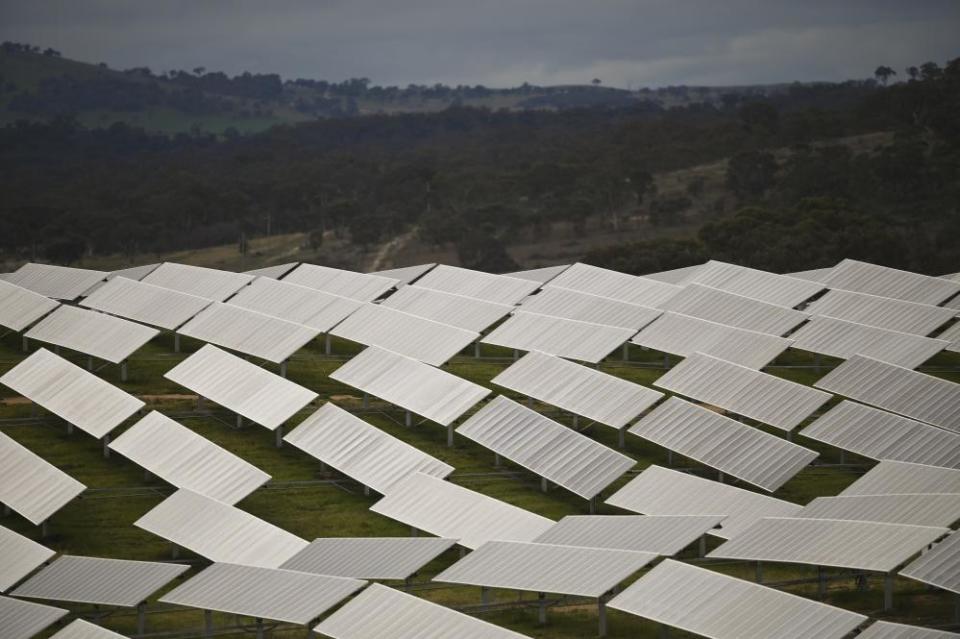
[1,1,958,88]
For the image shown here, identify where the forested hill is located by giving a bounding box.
[1,41,875,135]
[0,44,957,277]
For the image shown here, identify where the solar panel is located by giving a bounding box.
[370,263,437,285]
[12,555,188,607]
[685,260,824,307]
[108,410,271,504]
[0,430,85,526]
[25,305,159,364]
[815,355,960,432]
[654,352,832,431]
[481,311,635,363]
[329,346,490,426]
[789,316,948,369]
[315,583,532,639]
[379,285,513,332]
[164,344,317,430]
[546,262,682,306]
[798,494,960,528]
[508,264,571,285]
[800,401,960,470]
[413,264,541,305]
[140,262,253,301]
[282,263,399,302]
[4,263,107,301]
[283,403,453,495]
[0,280,59,332]
[605,465,802,539]
[858,621,960,639]
[159,563,364,625]
[658,284,809,335]
[330,304,478,366]
[788,266,836,284]
[804,289,955,335]
[643,263,706,285]
[82,263,163,297]
[900,529,960,595]
[0,526,55,592]
[456,396,635,500]
[50,619,129,639]
[244,262,299,279]
[631,311,793,369]
[0,595,68,639]
[433,541,656,598]
[628,397,817,492]
[227,276,363,332]
[839,461,960,496]
[177,302,321,363]
[1,349,144,439]
[280,537,456,580]
[823,259,960,306]
[369,472,554,550]
[608,559,866,639]
[80,277,212,331]
[491,351,663,430]
[938,321,960,354]
[519,286,662,330]
[532,515,724,556]
[134,489,308,568]
[708,517,947,572]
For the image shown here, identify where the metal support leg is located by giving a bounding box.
[755,561,763,584]
[174,333,180,353]
[815,353,822,372]
[513,349,519,360]
[622,342,629,361]
[280,360,287,378]
[120,361,128,382]
[66,422,73,435]
[481,587,490,606]
[840,450,846,464]
[667,450,673,466]
[405,411,412,427]
[699,535,707,557]
[256,618,264,639]
[22,336,28,352]
[362,393,369,409]
[102,435,110,459]
[447,423,454,448]
[589,496,598,514]
[573,414,579,428]
[237,414,244,428]
[363,485,370,497]
[460,547,466,558]
[275,426,283,448]
[410,526,418,537]
[137,602,146,635]
[171,544,179,559]
[494,453,501,467]
[40,520,48,538]
[87,356,93,371]
[325,333,332,355]
[663,353,669,368]
[526,396,533,407]
[786,430,792,442]
[538,592,547,625]
[541,477,548,493]
[598,597,608,637]
[475,342,480,358]
[204,610,213,638]
[818,566,826,599]
[659,625,671,639]
[718,471,724,483]
[884,572,894,611]
[2,505,9,516]
[955,594,960,622]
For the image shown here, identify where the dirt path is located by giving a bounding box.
[367,227,418,272]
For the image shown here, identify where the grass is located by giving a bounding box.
[1,332,959,638]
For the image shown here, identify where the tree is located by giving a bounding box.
[874,66,896,85]
[738,101,779,134]
[591,78,602,86]
[45,236,85,265]
[726,151,778,199]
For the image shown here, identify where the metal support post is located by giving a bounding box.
[884,572,894,611]
[598,597,608,637]
[137,602,146,635]
[237,414,244,428]
[40,520,48,538]
[572,414,579,428]
[174,333,180,353]
[54,345,60,355]
[699,535,707,557]
[667,450,673,466]
[589,496,598,514]
[120,361,128,382]
[659,625,671,639]
[755,561,763,584]
[718,471,724,483]
[275,426,283,448]
[204,610,213,638]
[839,450,846,464]
[2,505,9,516]
[447,423,454,448]
[363,485,371,497]
[541,477,548,493]
[280,360,287,378]
[87,356,93,371]
[405,411,412,427]
[786,430,792,442]
[538,592,547,625]
[66,422,73,435]
[494,453,501,467]
[815,353,822,372]
[256,618,264,639]
[513,349,519,360]
[618,427,625,449]
[818,566,826,599]
[481,586,490,606]
[325,333,332,355]
[622,342,629,361]
[102,435,110,459]
[475,342,480,358]
[144,469,152,481]
[171,544,179,559]
[663,353,669,368]
[22,336,28,352]
[410,526,418,537]
[526,396,533,407]
[362,393,369,409]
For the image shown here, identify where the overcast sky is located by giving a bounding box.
[1,1,958,88]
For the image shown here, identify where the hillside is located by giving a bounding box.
[0,43,876,135]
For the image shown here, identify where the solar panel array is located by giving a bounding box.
[50,619,129,639]
[456,396,635,499]
[1,348,144,438]
[164,344,317,430]
[5,255,960,638]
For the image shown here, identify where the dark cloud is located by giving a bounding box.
[1,0,957,87]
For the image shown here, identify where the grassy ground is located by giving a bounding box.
[1,332,959,638]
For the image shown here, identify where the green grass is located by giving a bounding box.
[1,332,959,637]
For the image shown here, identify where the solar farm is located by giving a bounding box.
[1,258,960,639]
